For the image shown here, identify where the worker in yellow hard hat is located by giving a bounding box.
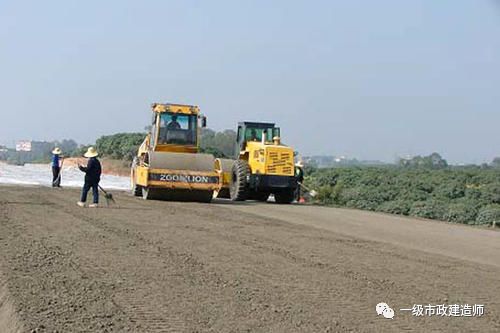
[77,147,102,208]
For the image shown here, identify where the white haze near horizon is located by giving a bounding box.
[0,1,499,164]
[0,163,130,190]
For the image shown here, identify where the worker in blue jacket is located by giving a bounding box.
[51,147,63,187]
[77,147,102,208]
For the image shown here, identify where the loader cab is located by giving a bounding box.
[235,122,281,157]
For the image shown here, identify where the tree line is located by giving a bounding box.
[1,139,80,164]
[0,129,238,164]
[93,129,237,161]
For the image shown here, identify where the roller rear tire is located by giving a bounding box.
[142,187,159,200]
[131,158,143,197]
[216,188,231,199]
[131,175,143,197]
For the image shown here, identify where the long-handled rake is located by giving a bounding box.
[98,185,116,206]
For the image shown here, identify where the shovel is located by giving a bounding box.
[98,185,116,206]
[298,182,317,198]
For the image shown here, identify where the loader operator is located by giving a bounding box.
[249,129,258,141]
[167,115,181,130]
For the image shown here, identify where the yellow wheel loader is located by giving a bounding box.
[131,103,221,202]
[216,122,297,204]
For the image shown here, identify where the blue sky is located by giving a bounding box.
[1,0,499,163]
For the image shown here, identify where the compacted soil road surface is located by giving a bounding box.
[0,186,499,332]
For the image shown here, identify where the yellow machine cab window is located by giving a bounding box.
[244,126,280,142]
[158,112,198,145]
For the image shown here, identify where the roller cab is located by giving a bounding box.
[131,103,221,202]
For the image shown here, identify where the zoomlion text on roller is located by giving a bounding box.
[131,103,223,202]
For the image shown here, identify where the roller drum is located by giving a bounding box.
[144,151,218,202]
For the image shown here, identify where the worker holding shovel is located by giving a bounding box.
[77,147,102,208]
[51,147,63,187]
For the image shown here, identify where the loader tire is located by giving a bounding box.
[230,160,250,201]
[274,190,295,204]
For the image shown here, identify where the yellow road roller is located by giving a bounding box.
[216,122,297,204]
[131,103,221,202]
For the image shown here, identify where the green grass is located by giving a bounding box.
[306,166,500,225]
